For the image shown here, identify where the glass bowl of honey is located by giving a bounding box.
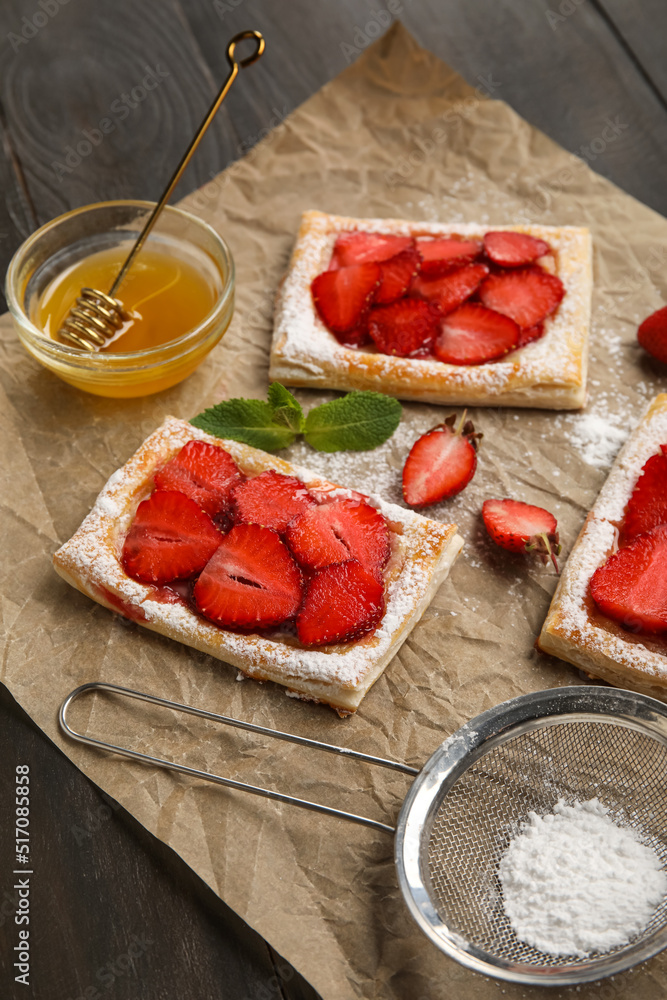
[5,200,234,398]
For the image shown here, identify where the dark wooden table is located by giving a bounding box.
[1,2,666,997]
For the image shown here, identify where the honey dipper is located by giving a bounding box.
[58,30,265,351]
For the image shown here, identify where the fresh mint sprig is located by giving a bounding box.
[190,383,401,453]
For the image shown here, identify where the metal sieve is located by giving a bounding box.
[60,683,667,986]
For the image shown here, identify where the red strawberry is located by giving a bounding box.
[231,470,315,533]
[285,498,390,578]
[479,267,565,328]
[590,525,667,633]
[483,231,551,267]
[638,306,667,363]
[623,445,667,543]
[312,263,380,335]
[375,246,421,305]
[411,263,489,315]
[516,322,545,347]
[331,231,413,268]
[122,490,222,584]
[434,303,519,365]
[333,315,371,348]
[402,412,482,507]
[416,238,482,278]
[482,498,560,572]
[368,298,439,357]
[296,560,384,645]
[193,524,302,629]
[154,440,243,517]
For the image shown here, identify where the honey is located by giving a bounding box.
[36,241,220,353]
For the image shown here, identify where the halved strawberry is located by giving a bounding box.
[411,263,489,315]
[122,490,222,584]
[375,246,421,305]
[479,267,565,328]
[434,303,519,365]
[285,497,390,578]
[402,412,482,507]
[331,231,413,268]
[623,445,667,543]
[296,560,384,645]
[482,498,560,572]
[368,298,439,357]
[483,231,551,267]
[193,524,302,629]
[590,525,667,633]
[516,322,545,348]
[416,238,482,278]
[334,314,371,348]
[312,263,380,335]
[231,470,315,533]
[154,440,243,517]
[638,306,667,364]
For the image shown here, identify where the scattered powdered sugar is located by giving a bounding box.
[565,412,631,468]
[499,798,667,958]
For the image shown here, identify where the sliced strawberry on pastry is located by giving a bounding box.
[479,267,565,328]
[285,497,390,579]
[368,298,439,357]
[154,440,243,517]
[516,322,545,347]
[637,306,667,364]
[416,238,482,278]
[483,231,551,267]
[122,490,222,584]
[330,231,413,268]
[590,524,667,633]
[231,470,315,533]
[402,412,482,506]
[622,445,667,543]
[411,263,489,315]
[296,560,385,646]
[434,303,519,365]
[482,498,560,571]
[374,246,421,305]
[311,262,380,335]
[193,523,303,629]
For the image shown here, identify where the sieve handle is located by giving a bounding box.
[59,682,419,835]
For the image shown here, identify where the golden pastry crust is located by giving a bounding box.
[53,417,463,714]
[538,394,667,700]
[269,210,592,409]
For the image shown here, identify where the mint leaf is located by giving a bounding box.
[190,398,296,451]
[304,392,401,452]
[267,382,305,433]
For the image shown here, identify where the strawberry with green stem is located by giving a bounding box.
[482,498,561,572]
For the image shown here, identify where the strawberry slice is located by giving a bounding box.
[623,445,667,543]
[434,303,519,365]
[193,524,302,629]
[590,525,667,633]
[296,560,384,645]
[482,498,560,571]
[416,238,482,278]
[285,498,390,578]
[479,267,565,328]
[331,231,413,268]
[368,298,439,357]
[411,263,489,315]
[312,263,380,335]
[638,306,667,364]
[154,440,243,517]
[516,322,545,348]
[231,470,315,533]
[402,412,482,506]
[375,246,421,305]
[122,490,222,584]
[483,231,551,267]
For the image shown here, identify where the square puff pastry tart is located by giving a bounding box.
[53,417,463,714]
[538,394,667,700]
[269,210,592,410]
